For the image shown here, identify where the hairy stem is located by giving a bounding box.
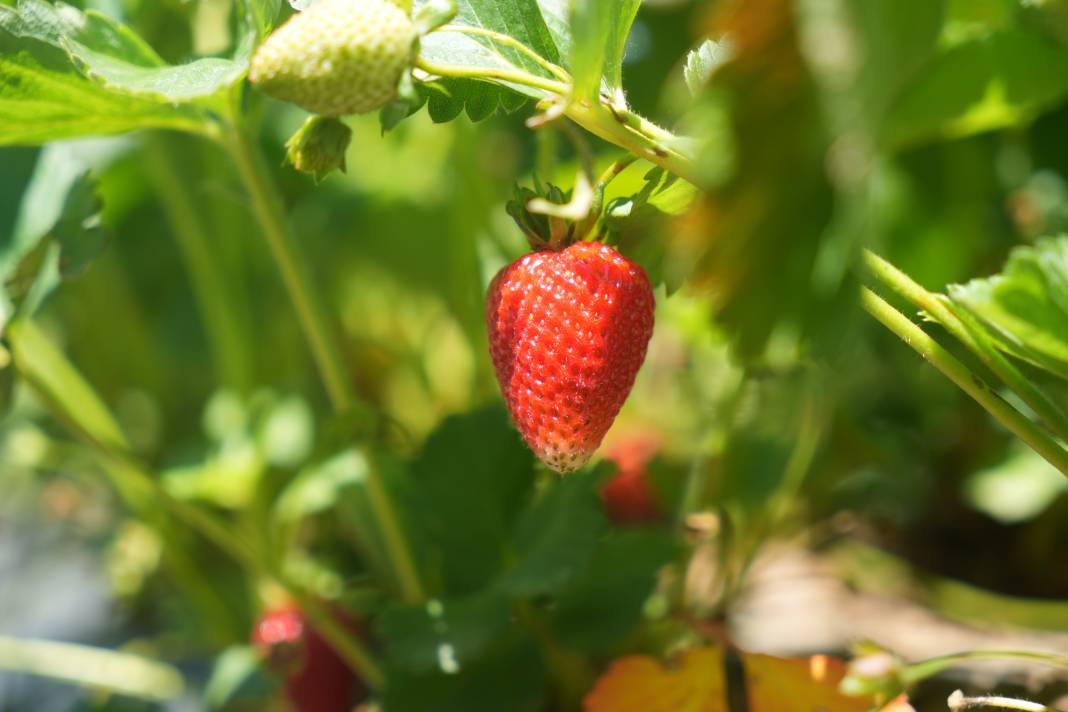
[863,249,1068,441]
[948,691,1059,712]
[411,56,700,184]
[861,288,1068,480]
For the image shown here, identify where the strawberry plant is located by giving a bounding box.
[3,0,1068,711]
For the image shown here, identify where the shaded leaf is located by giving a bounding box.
[3,140,119,325]
[384,633,545,712]
[409,406,536,595]
[377,591,511,674]
[501,466,607,597]
[549,529,678,652]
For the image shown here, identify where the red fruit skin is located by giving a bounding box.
[599,435,662,525]
[486,242,655,473]
[252,606,364,712]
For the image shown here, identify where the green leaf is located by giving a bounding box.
[416,0,564,117]
[948,235,1068,381]
[0,0,165,66]
[500,466,608,596]
[568,0,639,100]
[883,27,1068,147]
[276,448,366,523]
[409,406,536,595]
[0,33,208,144]
[203,646,264,710]
[549,529,678,652]
[3,141,117,323]
[1,0,250,105]
[6,317,129,453]
[240,0,282,41]
[377,591,511,674]
[383,633,545,712]
[683,39,732,96]
[421,77,527,123]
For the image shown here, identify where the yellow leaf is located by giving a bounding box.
[744,652,869,712]
[583,646,727,712]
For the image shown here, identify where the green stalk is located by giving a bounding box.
[0,636,184,702]
[860,288,1068,480]
[863,249,1068,442]
[223,125,352,412]
[904,649,1068,685]
[221,122,425,604]
[411,57,700,185]
[144,135,252,392]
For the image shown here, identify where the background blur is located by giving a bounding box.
[2,0,1068,709]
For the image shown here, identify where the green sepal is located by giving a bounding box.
[284,115,352,181]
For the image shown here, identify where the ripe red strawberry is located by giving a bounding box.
[486,242,655,473]
[252,606,364,712]
[599,434,662,524]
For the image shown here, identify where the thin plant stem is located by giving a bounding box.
[415,56,569,95]
[861,287,1068,480]
[904,649,1068,684]
[948,690,1060,712]
[594,154,639,192]
[222,125,352,412]
[435,25,572,81]
[221,122,425,604]
[863,249,1068,441]
[144,135,252,392]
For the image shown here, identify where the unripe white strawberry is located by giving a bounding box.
[249,0,416,117]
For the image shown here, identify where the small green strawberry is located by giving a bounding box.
[249,0,416,117]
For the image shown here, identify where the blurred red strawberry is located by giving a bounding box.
[599,434,663,525]
[252,605,365,712]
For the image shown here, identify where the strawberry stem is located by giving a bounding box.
[222,120,428,606]
[861,287,1068,480]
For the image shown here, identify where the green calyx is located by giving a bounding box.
[284,116,353,180]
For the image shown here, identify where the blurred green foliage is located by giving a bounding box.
[2,0,1068,710]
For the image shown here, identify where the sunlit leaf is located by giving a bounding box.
[1,0,251,105]
[883,28,1068,147]
[416,0,564,118]
[947,235,1068,380]
[0,34,207,144]
[568,0,640,100]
